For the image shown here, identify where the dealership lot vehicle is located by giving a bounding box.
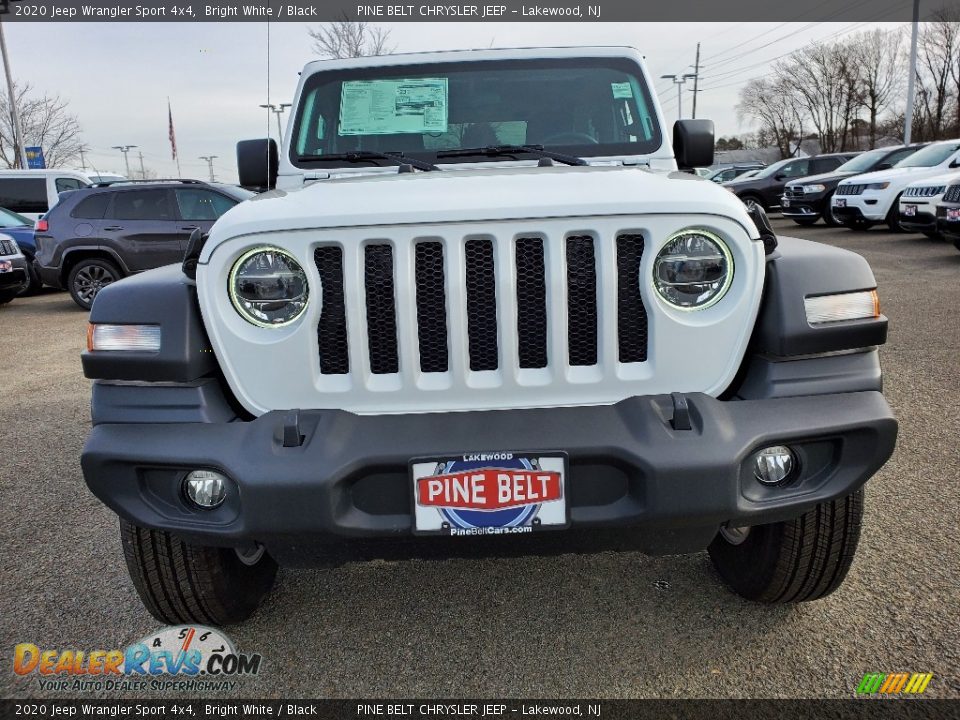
[33,179,255,310]
[724,152,856,211]
[898,171,960,238]
[80,47,896,625]
[0,234,30,304]
[0,206,40,293]
[0,168,91,222]
[706,163,764,184]
[782,145,924,228]
[832,140,960,231]
[937,182,960,250]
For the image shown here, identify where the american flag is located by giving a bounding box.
[168,100,178,161]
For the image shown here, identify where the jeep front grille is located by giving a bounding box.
[312,233,648,378]
[903,185,945,198]
[944,185,960,203]
[835,184,865,196]
[0,238,16,256]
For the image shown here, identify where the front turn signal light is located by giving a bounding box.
[87,323,161,352]
[803,290,880,325]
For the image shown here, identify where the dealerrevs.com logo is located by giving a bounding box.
[13,626,262,692]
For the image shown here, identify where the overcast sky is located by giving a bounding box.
[4,21,906,182]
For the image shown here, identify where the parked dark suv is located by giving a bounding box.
[781,144,926,227]
[34,180,254,309]
[723,152,858,212]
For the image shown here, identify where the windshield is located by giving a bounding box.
[895,142,960,168]
[835,148,892,173]
[291,57,661,167]
[0,206,33,227]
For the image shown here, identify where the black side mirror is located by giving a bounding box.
[876,163,893,170]
[237,138,279,191]
[774,173,787,181]
[673,119,714,170]
[950,159,960,168]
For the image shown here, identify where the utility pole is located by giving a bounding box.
[260,102,292,144]
[112,145,136,177]
[904,0,920,144]
[0,20,28,169]
[691,43,701,119]
[661,73,697,121]
[138,151,146,180]
[78,145,89,171]
[199,155,217,182]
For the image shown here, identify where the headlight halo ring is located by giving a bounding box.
[651,227,734,311]
[228,245,310,328]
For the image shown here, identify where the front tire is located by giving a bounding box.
[120,519,278,625]
[823,194,840,227]
[68,258,121,310]
[708,489,863,603]
[0,290,16,305]
[739,194,765,213]
[886,194,906,232]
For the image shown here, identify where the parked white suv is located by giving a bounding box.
[898,170,960,238]
[832,140,960,231]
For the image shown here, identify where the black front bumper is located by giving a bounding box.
[780,196,824,219]
[82,390,897,564]
[936,209,960,240]
[899,209,937,232]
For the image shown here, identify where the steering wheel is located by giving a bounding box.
[540,132,599,145]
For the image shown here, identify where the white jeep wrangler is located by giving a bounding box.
[81,47,897,624]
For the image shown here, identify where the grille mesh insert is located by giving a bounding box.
[464,238,498,371]
[566,235,598,366]
[414,241,449,373]
[364,244,400,375]
[515,237,548,369]
[616,234,648,363]
[314,246,349,375]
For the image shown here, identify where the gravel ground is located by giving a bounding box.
[1,218,958,700]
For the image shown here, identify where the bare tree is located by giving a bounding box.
[308,19,395,59]
[914,10,958,140]
[737,77,806,159]
[0,82,83,168]
[849,28,905,148]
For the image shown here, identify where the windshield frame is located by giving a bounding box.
[288,56,663,170]
[895,142,960,168]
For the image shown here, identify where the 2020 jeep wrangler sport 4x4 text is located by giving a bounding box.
[80,47,897,624]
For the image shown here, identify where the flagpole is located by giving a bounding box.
[168,97,182,178]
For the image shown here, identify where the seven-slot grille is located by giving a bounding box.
[944,185,960,204]
[835,184,865,196]
[312,234,649,378]
[0,238,17,256]
[903,185,945,198]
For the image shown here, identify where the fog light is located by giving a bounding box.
[753,446,795,485]
[184,469,227,509]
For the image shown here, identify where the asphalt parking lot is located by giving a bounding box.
[1,217,958,700]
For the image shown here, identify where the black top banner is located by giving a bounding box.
[0,0,954,22]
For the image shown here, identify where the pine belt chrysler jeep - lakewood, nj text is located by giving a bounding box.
[79,47,897,624]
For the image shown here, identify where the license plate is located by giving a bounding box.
[411,452,568,536]
[782,197,790,208]
[836,198,847,208]
[948,208,960,222]
[904,204,917,217]
[0,260,11,273]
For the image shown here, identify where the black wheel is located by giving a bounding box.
[739,194,765,213]
[67,258,121,310]
[791,216,819,227]
[0,290,16,305]
[922,231,944,240]
[708,489,863,603]
[120,519,278,625]
[823,194,840,227]
[886,194,906,232]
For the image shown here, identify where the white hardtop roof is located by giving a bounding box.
[300,46,644,74]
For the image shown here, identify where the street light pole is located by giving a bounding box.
[199,155,217,182]
[112,145,137,177]
[904,0,920,144]
[0,20,28,169]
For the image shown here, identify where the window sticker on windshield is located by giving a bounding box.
[339,78,448,136]
[611,82,633,99]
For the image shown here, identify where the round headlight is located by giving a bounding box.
[653,229,733,310]
[229,247,309,327]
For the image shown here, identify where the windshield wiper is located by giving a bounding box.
[436,144,587,167]
[297,151,439,172]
